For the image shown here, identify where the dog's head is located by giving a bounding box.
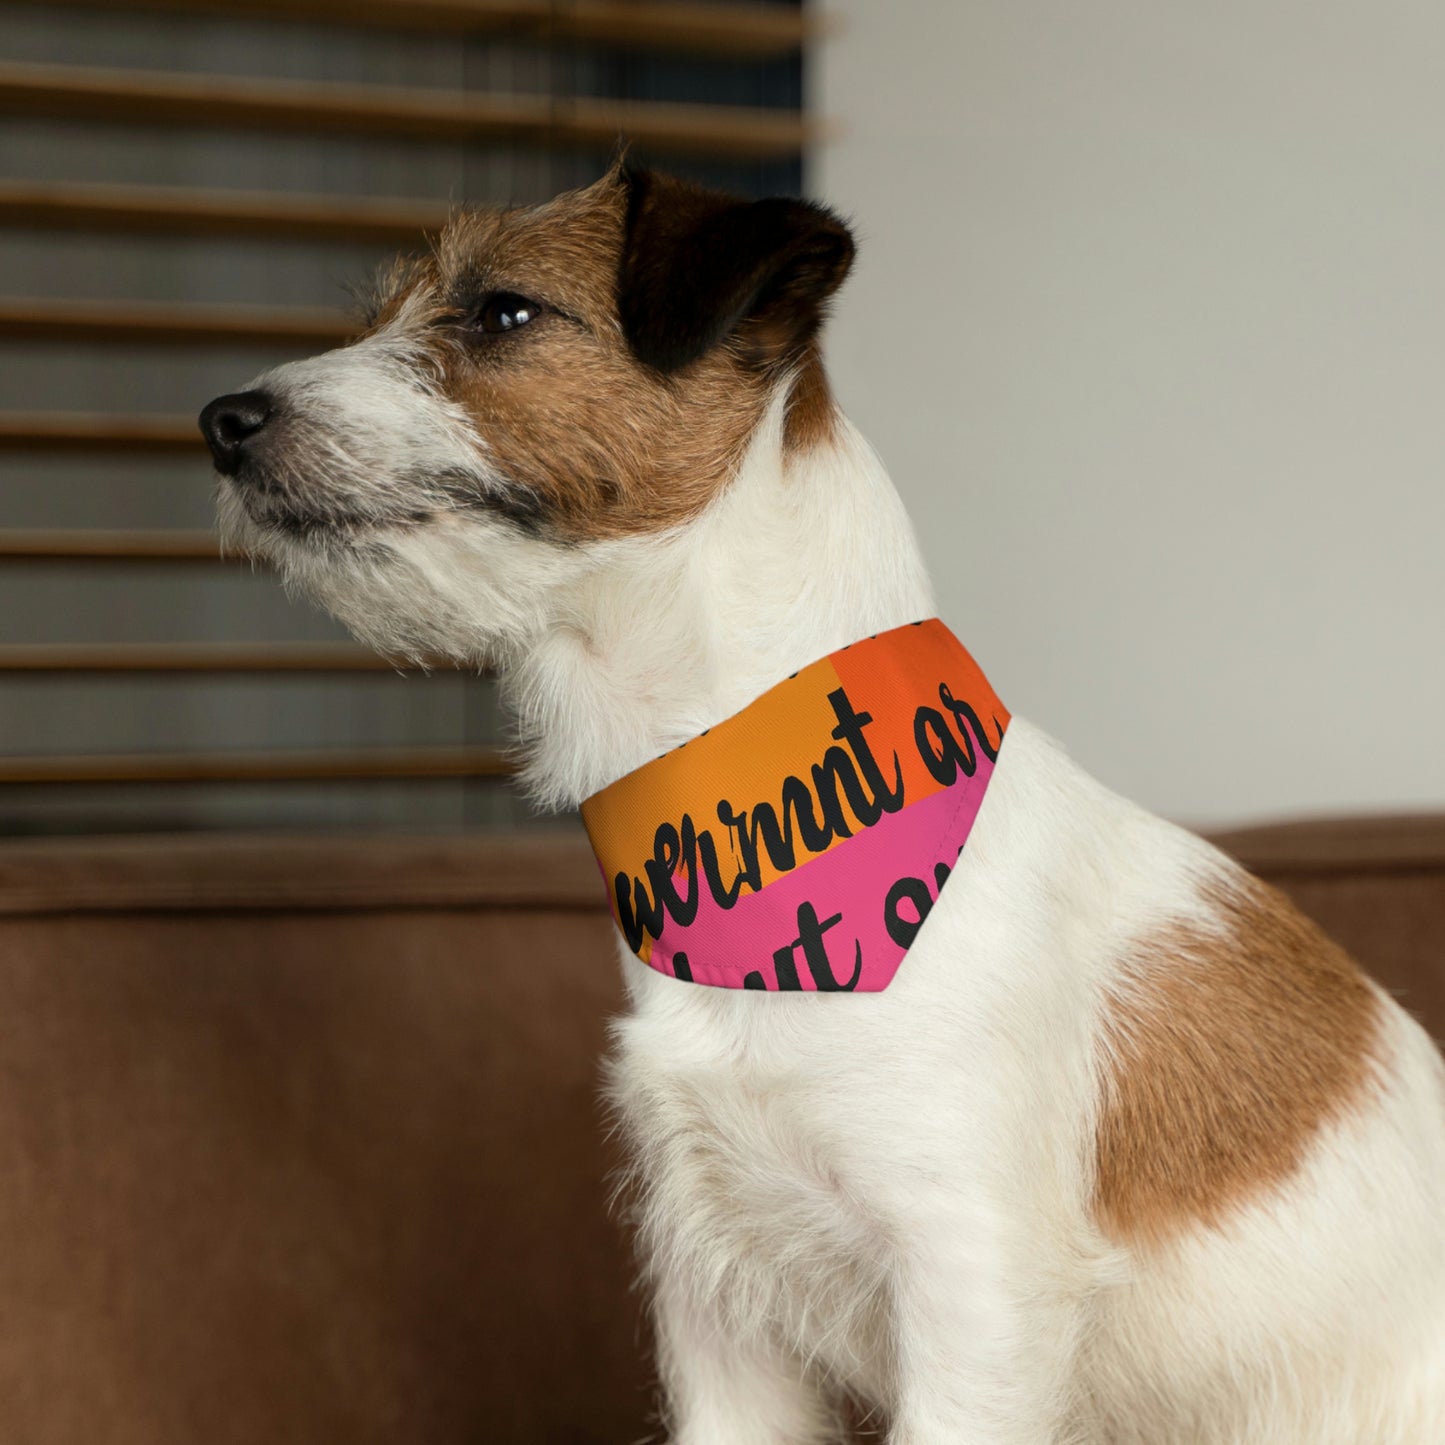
[199,166,854,663]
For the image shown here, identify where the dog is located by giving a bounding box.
[200,164,1445,1443]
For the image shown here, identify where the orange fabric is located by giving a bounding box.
[580,621,1012,990]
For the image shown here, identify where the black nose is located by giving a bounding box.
[199,390,272,475]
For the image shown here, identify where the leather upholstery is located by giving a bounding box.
[0,820,1439,1442]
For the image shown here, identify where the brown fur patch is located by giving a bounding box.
[618,167,853,379]
[1094,873,1382,1247]
[364,170,846,541]
[783,341,839,453]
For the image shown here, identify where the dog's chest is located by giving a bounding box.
[611,999,893,1387]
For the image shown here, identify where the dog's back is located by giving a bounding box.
[611,700,1445,1442]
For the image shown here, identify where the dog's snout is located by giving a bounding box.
[199,390,273,475]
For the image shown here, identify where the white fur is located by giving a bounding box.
[221,352,1445,1442]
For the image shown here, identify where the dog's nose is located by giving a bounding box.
[199,390,273,475]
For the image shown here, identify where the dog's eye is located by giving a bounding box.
[474,292,542,335]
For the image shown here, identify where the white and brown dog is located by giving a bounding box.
[201,166,1445,1443]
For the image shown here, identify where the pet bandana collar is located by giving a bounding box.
[580,620,1010,992]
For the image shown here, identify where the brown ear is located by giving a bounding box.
[617,167,855,375]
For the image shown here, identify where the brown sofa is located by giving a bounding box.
[0,818,1440,1443]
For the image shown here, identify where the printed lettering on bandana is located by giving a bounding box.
[580,620,1009,992]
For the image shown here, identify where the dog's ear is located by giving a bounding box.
[618,166,855,375]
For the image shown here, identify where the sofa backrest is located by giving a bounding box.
[0,819,1440,1443]
[0,831,647,1445]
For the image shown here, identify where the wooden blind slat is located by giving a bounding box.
[0,62,817,161]
[0,412,201,452]
[0,530,227,561]
[563,0,815,57]
[0,297,353,348]
[0,643,420,672]
[20,0,815,58]
[0,746,512,784]
[0,180,449,245]
[0,15,808,818]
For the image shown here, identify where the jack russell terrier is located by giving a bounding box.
[200,164,1445,1444]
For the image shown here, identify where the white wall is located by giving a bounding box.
[813,1,1445,827]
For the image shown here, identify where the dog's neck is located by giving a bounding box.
[506,390,937,810]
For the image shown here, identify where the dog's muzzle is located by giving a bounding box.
[199,390,274,476]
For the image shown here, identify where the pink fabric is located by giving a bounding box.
[647,753,999,990]
[581,620,1009,993]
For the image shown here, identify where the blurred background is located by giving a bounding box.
[2,1,1440,840]
[0,0,803,837]
[0,4,1442,1443]
[819,0,1445,827]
